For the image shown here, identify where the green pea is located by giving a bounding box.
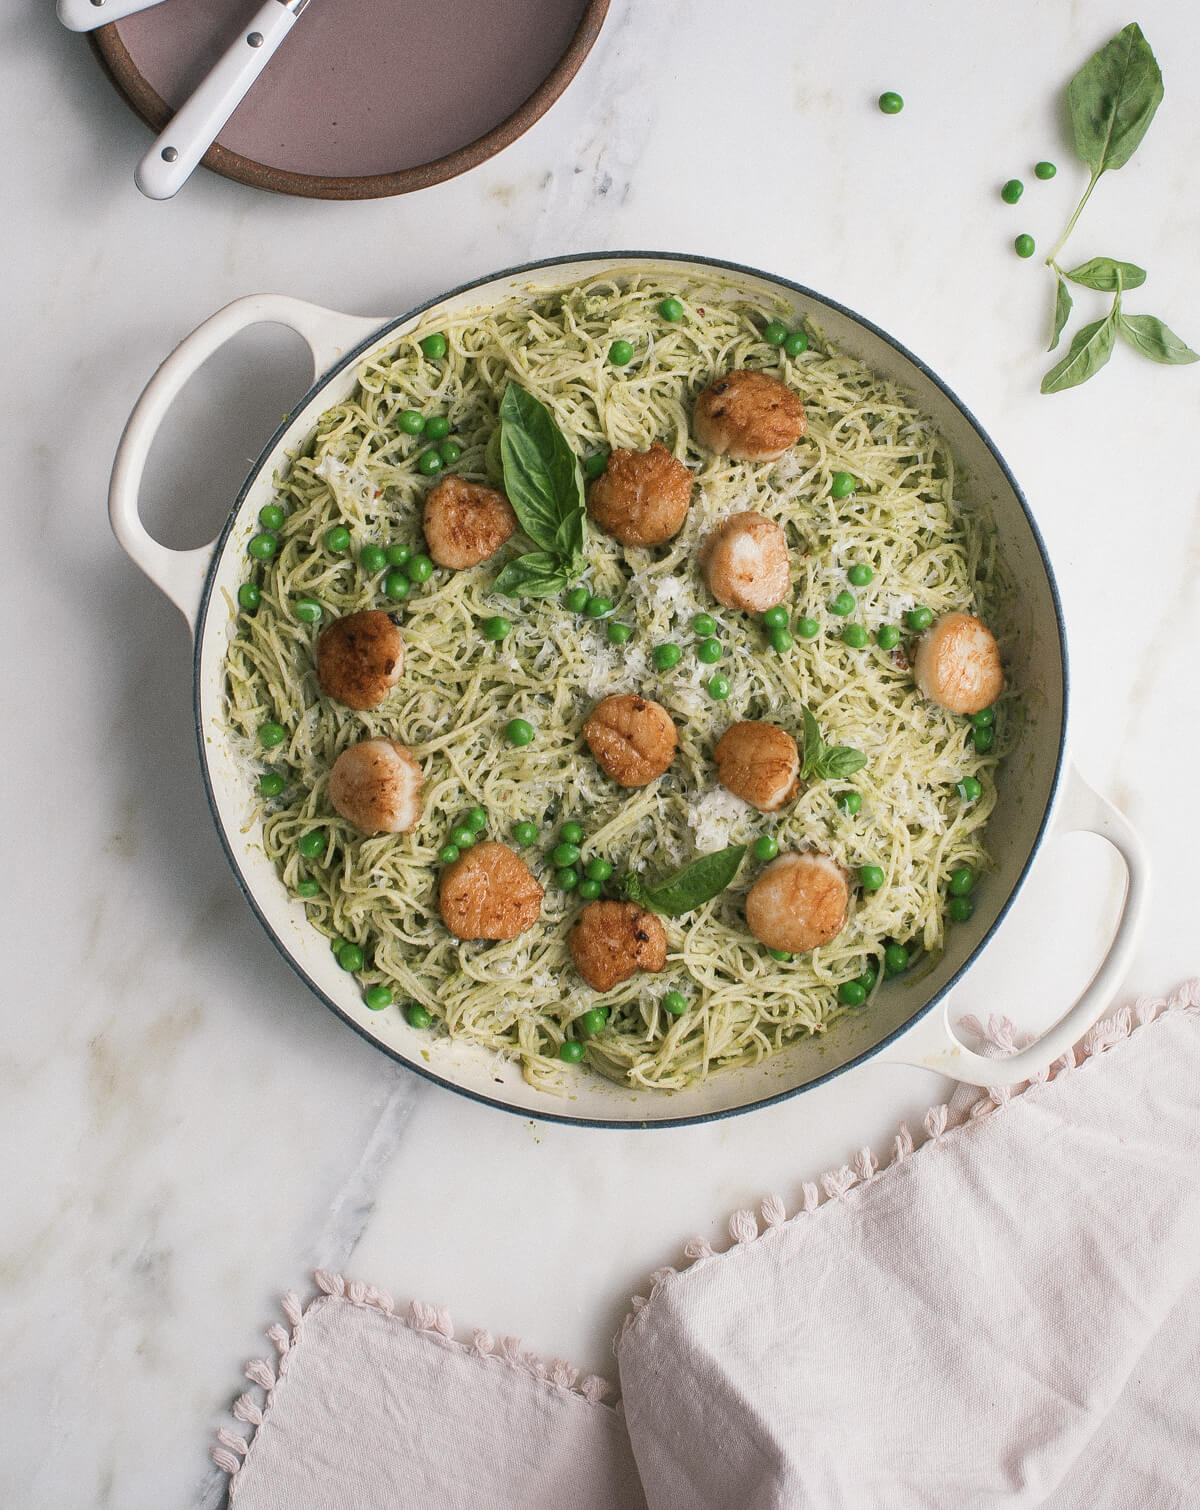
[839,980,868,1007]
[1014,233,1036,258]
[948,895,975,922]
[406,1003,432,1029]
[417,449,443,476]
[1035,160,1057,179]
[337,942,364,972]
[360,544,387,573]
[847,563,873,586]
[608,339,634,366]
[585,595,613,618]
[692,613,717,636]
[831,472,857,499]
[696,637,723,663]
[466,806,488,833]
[559,1040,585,1063]
[258,503,285,531]
[767,947,792,962]
[578,879,603,901]
[763,319,788,346]
[560,821,583,844]
[294,597,322,624]
[324,525,351,553]
[384,571,410,600]
[858,966,878,992]
[753,836,778,862]
[906,606,933,631]
[450,825,476,850]
[298,831,325,859]
[557,866,579,891]
[957,776,983,802]
[606,622,632,645]
[438,844,460,864]
[838,790,862,815]
[762,605,789,629]
[238,582,261,611]
[662,990,688,1016]
[707,675,730,700]
[259,721,286,748]
[884,943,910,976]
[506,718,534,746]
[842,624,868,648]
[1001,178,1024,204]
[653,643,681,670]
[398,410,425,435]
[769,626,794,653]
[408,554,434,583]
[564,587,589,613]
[512,820,538,846]
[829,591,855,616]
[295,878,320,899]
[247,533,277,560]
[420,332,447,360]
[438,439,462,465]
[972,725,995,753]
[784,330,809,356]
[425,415,451,441]
[584,450,610,479]
[386,543,412,567]
[878,90,903,114]
[584,857,612,882]
[948,866,975,897]
[876,624,900,650]
[658,297,684,322]
[859,865,885,891]
[259,771,285,798]
[971,706,995,728]
[579,1007,608,1035]
[796,616,820,639]
[483,615,511,641]
[364,985,393,1011]
[551,841,581,867]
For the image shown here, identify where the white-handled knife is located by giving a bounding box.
[134,0,310,200]
[57,0,168,30]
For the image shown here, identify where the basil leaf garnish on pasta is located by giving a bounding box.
[619,845,747,916]
[492,551,573,599]
[800,707,866,783]
[498,383,586,560]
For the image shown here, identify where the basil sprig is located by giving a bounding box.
[801,707,867,783]
[1040,24,1197,389]
[617,844,747,916]
[492,384,587,598]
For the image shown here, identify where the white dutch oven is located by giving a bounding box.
[110,253,1149,1126]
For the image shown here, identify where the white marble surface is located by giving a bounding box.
[3,1,1198,1503]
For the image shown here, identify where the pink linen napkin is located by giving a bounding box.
[213,983,1200,1509]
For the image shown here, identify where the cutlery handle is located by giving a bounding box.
[57,0,167,30]
[134,0,296,199]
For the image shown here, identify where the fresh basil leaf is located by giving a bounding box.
[499,384,586,556]
[616,872,646,904]
[1067,22,1163,177]
[1041,312,1117,393]
[492,551,572,599]
[1049,274,1074,352]
[800,706,824,780]
[638,845,747,917]
[814,746,868,781]
[1116,313,1200,365]
[1064,257,1147,292]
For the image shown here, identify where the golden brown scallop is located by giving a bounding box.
[568,900,668,992]
[587,442,693,547]
[714,722,802,812]
[583,694,678,788]
[422,475,518,570]
[698,512,790,613]
[745,852,849,954]
[316,610,405,712]
[439,841,544,942]
[693,369,807,462]
[328,739,423,835]
[913,612,1004,715]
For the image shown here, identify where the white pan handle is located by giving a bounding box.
[57,0,166,31]
[109,293,388,635]
[878,762,1149,1085]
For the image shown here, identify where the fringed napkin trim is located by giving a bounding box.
[613,981,1200,1351]
[211,1270,616,1489]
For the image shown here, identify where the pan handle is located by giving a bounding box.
[877,762,1149,1085]
[109,294,387,634]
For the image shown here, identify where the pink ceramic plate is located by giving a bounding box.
[91,0,608,199]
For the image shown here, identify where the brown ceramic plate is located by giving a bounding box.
[91,0,608,199]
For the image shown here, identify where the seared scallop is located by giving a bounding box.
[913,612,1004,715]
[745,852,849,955]
[714,721,801,812]
[693,369,806,462]
[583,694,678,788]
[328,739,422,835]
[568,900,668,992]
[587,442,693,547]
[316,610,404,711]
[439,841,544,941]
[422,475,518,570]
[699,512,790,613]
